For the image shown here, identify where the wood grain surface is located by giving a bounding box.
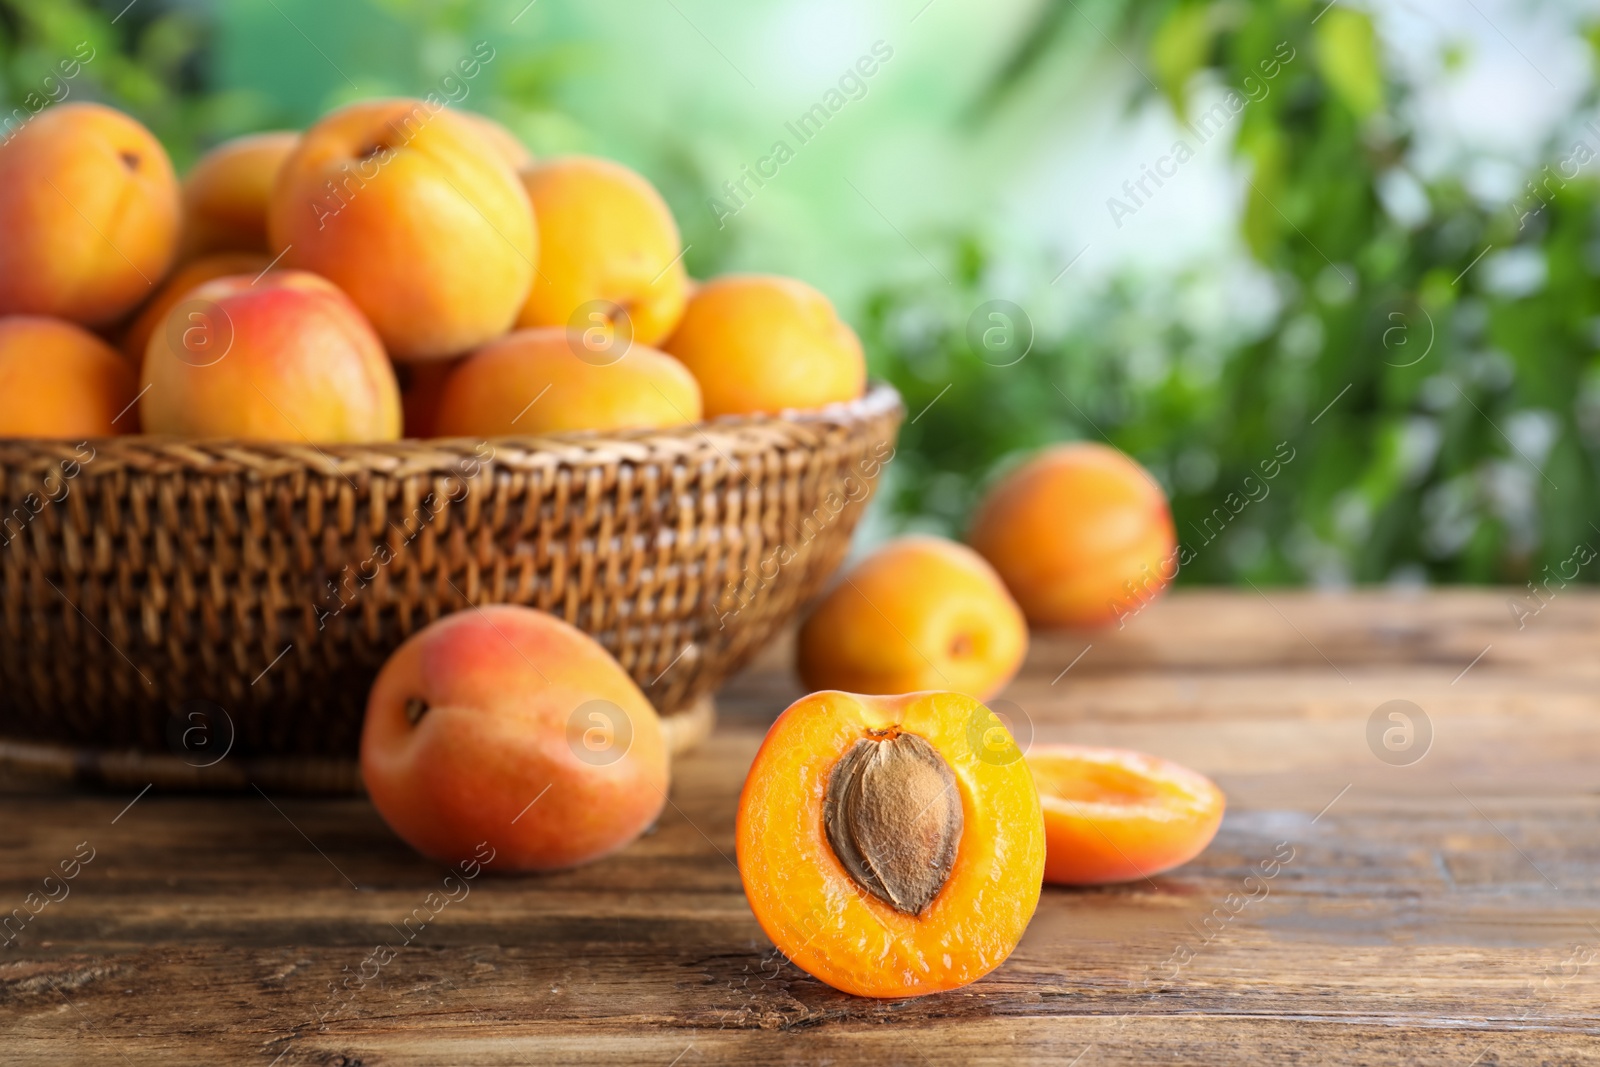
[2,589,1597,1065]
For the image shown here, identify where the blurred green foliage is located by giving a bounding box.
[3,0,1596,587]
[872,0,1600,586]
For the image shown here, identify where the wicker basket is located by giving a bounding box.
[0,383,902,791]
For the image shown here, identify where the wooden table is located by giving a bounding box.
[2,590,1597,1065]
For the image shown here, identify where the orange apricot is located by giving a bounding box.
[139,270,400,442]
[737,690,1045,998]
[269,98,537,361]
[178,131,298,260]
[514,156,687,346]
[120,251,270,362]
[662,274,865,417]
[796,536,1027,701]
[0,102,180,326]
[456,110,533,171]
[969,442,1177,628]
[0,316,138,437]
[433,327,701,437]
[361,605,668,871]
[1028,745,1224,885]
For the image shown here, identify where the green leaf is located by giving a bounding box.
[1314,8,1383,117]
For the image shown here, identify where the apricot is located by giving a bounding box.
[969,443,1177,628]
[1028,745,1224,885]
[178,131,298,260]
[0,102,180,326]
[796,536,1027,701]
[663,274,865,417]
[120,252,270,362]
[269,98,537,361]
[457,110,532,171]
[361,605,669,871]
[737,690,1044,998]
[139,270,400,442]
[514,156,686,346]
[433,327,701,437]
[0,316,137,438]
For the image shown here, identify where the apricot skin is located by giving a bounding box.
[514,156,687,347]
[1029,745,1224,885]
[663,274,865,418]
[797,536,1028,702]
[120,252,270,363]
[360,605,669,871]
[0,103,180,326]
[433,327,702,437]
[178,131,298,260]
[457,111,532,172]
[139,270,400,442]
[269,98,537,361]
[737,690,1044,998]
[0,316,138,438]
[969,442,1177,628]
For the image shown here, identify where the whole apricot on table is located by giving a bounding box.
[177,131,298,260]
[737,690,1044,998]
[0,102,179,326]
[1028,745,1224,885]
[433,327,701,437]
[969,442,1177,628]
[0,316,138,438]
[120,252,270,363]
[269,98,537,361]
[796,536,1027,702]
[361,605,669,871]
[514,156,687,346]
[139,270,400,442]
[662,274,865,417]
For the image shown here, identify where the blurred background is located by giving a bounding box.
[5,0,1597,588]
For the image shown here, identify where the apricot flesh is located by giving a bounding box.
[1028,745,1224,885]
[797,536,1028,702]
[360,605,669,871]
[0,316,137,437]
[737,690,1044,998]
[969,442,1177,628]
[178,131,298,260]
[139,270,400,442]
[663,274,865,417]
[269,98,537,361]
[433,327,702,437]
[0,102,180,326]
[515,156,687,346]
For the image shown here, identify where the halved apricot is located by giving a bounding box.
[736,690,1045,998]
[1028,745,1224,885]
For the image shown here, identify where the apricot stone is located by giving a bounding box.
[269,98,537,361]
[360,605,669,871]
[0,103,180,326]
[178,131,298,260]
[0,316,138,438]
[797,536,1028,701]
[663,274,864,417]
[969,443,1177,628]
[433,327,701,437]
[139,270,400,442]
[514,156,687,346]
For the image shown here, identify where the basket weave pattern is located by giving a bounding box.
[0,384,901,763]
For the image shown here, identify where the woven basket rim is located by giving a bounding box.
[0,381,902,466]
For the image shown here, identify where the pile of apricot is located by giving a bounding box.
[0,100,866,440]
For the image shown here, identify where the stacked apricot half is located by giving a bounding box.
[737,690,1045,998]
